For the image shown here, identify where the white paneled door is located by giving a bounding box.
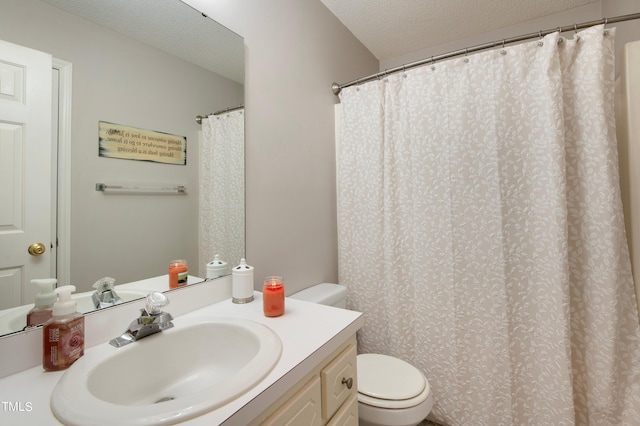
[0,39,53,309]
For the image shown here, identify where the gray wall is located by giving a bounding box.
[0,0,243,291]
[188,0,379,294]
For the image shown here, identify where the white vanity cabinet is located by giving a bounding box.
[253,336,358,426]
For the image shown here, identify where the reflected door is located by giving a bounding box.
[0,39,53,308]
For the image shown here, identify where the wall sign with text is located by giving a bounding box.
[98,121,187,165]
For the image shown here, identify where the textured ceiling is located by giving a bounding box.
[320,0,600,60]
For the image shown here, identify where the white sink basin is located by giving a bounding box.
[51,316,282,426]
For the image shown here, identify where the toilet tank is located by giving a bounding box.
[289,283,348,309]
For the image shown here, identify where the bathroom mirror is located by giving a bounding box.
[0,0,244,337]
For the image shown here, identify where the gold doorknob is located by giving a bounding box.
[28,242,46,256]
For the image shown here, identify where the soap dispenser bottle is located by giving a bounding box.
[26,278,57,327]
[43,285,85,371]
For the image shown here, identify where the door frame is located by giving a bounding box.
[53,58,72,286]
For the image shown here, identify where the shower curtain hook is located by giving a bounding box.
[500,39,507,55]
[464,47,469,63]
[431,56,436,71]
[402,64,407,78]
[574,24,581,41]
[537,30,544,47]
[603,18,610,36]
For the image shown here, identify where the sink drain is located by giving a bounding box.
[154,396,176,404]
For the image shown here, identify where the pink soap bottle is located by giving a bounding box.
[43,285,85,371]
[26,278,57,328]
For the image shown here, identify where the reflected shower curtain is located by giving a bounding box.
[199,110,245,276]
[337,26,640,425]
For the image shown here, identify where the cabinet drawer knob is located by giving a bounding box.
[341,377,353,389]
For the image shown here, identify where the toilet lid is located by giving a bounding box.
[357,354,426,401]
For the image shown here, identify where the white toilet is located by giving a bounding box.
[290,283,434,426]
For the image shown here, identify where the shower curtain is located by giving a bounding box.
[337,25,640,425]
[199,110,245,276]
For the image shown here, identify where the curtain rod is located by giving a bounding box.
[332,12,640,95]
[196,105,244,124]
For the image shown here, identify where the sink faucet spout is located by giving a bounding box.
[109,292,173,347]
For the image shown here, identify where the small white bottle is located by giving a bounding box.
[42,285,84,371]
[232,258,254,304]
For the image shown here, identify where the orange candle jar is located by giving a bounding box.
[169,259,188,289]
[263,276,285,317]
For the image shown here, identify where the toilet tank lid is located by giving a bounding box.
[289,283,347,306]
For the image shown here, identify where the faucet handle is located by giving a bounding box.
[92,276,116,292]
[145,292,170,315]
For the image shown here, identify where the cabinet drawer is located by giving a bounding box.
[321,343,357,420]
[262,376,322,426]
[326,393,358,426]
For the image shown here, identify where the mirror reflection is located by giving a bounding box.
[0,0,244,336]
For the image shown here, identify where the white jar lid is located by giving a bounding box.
[357,353,426,400]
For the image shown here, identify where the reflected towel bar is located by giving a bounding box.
[95,183,186,194]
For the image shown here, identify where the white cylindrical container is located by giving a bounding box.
[206,254,229,279]
[231,258,254,304]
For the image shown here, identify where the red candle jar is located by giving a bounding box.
[169,259,188,289]
[263,276,285,317]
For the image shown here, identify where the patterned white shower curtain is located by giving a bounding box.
[199,110,245,276]
[337,25,640,425]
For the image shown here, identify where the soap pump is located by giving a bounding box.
[26,278,57,327]
[232,258,254,304]
[43,285,85,371]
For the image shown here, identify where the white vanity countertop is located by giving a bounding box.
[0,292,364,425]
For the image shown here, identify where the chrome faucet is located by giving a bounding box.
[91,277,124,309]
[109,292,174,347]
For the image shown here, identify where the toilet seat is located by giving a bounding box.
[357,354,430,409]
